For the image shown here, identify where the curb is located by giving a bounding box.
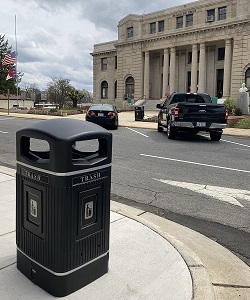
[0,165,16,177]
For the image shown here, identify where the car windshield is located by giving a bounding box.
[89,105,114,111]
[171,94,206,104]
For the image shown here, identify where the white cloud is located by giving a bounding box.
[1,0,188,92]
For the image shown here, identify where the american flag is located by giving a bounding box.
[2,51,16,65]
[6,65,16,80]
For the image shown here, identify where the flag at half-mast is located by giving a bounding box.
[6,65,16,80]
[2,51,16,65]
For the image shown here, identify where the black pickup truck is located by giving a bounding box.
[156,92,228,141]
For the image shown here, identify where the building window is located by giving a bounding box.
[207,9,215,22]
[187,71,191,92]
[101,57,107,71]
[218,7,227,20]
[245,68,250,91]
[115,56,117,69]
[186,14,193,27]
[218,47,225,60]
[101,81,108,99]
[150,22,156,34]
[158,20,164,32]
[125,76,134,99]
[188,52,192,64]
[127,27,133,38]
[176,16,183,28]
[114,80,117,99]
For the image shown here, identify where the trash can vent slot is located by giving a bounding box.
[72,138,108,166]
[21,137,50,163]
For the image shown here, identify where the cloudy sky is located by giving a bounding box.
[1,0,189,93]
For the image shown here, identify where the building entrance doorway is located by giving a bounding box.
[217,69,224,96]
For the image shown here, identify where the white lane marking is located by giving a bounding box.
[0,130,8,134]
[153,178,247,207]
[221,139,250,148]
[140,154,250,174]
[126,127,149,138]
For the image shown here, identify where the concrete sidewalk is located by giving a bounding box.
[0,166,250,299]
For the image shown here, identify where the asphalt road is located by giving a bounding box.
[1,116,250,265]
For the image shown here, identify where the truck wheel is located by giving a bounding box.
[158,122,163,132]
[210,131,222,141]
[167,120,177,139]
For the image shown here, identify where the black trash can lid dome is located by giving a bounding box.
[20,118,110,140]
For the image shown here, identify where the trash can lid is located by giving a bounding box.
[18,118,110,141]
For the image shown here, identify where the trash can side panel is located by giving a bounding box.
[70,167,111,270]
[16,168,47,265]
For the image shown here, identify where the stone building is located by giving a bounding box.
[91,0,250,109]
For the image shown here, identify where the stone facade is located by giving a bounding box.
[91,0,250,109]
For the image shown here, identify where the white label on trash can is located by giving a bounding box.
[85,201,94,220]
[30,199,38,218]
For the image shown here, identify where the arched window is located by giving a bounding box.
[101,81,108,99]
[125,76,134,99]
[114,80,117,99]
[245,68,250,91]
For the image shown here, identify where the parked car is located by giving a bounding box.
[156,92,228,141]
[86,104,119,129]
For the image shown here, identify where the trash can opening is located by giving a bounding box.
[73,140,99,153]
[72,138,108,165]
[21,137,50,163]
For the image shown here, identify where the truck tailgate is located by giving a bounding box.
[177,103,227,122]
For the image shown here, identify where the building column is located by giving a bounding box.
[191,44,198,92]
[198,43,206,93]
[223,38,232,97]
[169,47,176,94]
[143,51,150,99]
[162,48,169,97]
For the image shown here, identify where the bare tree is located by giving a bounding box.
[47,79,71,109]
[21,83,41,100]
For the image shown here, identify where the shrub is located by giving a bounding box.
[224,95,242,115]
[49,108,58,113]
[234,107,242,116]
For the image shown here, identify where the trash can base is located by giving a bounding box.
[17,249,109,297]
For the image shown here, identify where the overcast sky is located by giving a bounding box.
[1,0,189,92]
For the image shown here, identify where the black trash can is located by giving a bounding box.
[135,106,144,121]
[16,118,112,297]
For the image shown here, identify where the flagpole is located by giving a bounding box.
[15,15,18,105]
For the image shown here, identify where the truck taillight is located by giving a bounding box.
[225,109,228,119]
[174,108,179,118]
